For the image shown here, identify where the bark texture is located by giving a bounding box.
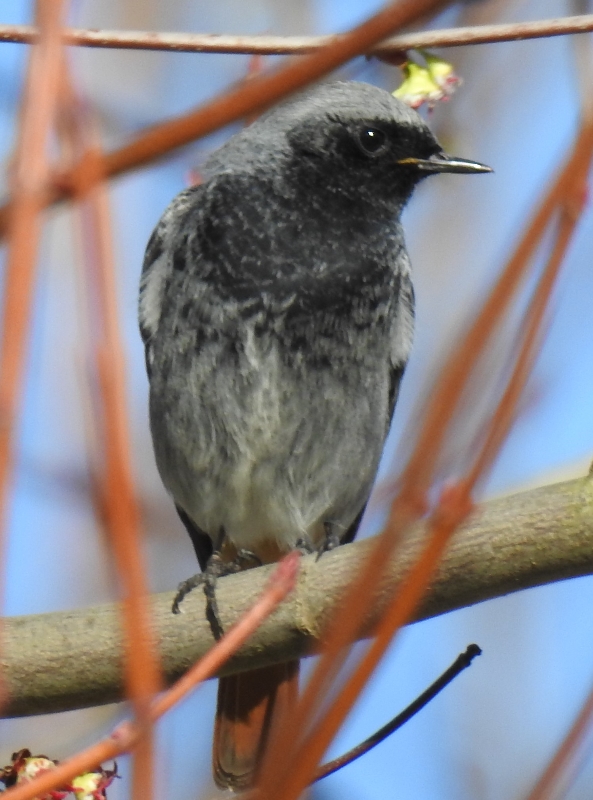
[2,474,592,717]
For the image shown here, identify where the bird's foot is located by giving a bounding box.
[315,521,341,561]
[296,524,341,561]
[234,548,263,570]
[172,572,206,615]
[295,534,315,555]
[172,546,262,640]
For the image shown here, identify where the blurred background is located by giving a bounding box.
[1,0,593,798]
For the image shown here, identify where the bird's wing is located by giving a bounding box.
[388,268,415,421]
[343,269,415,546]
[175,504,213,571]
[138,185,203,373]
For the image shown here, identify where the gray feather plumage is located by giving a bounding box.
[139,81,438,557]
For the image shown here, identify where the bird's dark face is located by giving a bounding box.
[280,83,491,214]
[287,115,438,204]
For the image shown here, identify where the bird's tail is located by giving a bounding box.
[213,660,300,791]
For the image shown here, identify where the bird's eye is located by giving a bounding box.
[357,127,387,155]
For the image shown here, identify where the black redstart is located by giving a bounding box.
[139,80,491,790]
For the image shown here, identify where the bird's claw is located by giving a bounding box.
[172,548,263,639]
[295,535,315,555]
[315,522,341,561]
[296,525,341,562]
[172,572,205,614]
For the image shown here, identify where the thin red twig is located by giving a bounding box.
[0,0,449,238]
[466,211,581,491]
[512,161,593,800]
[152,552,301,718]
[1,14,593,55]
[525,680,593,800]
[256,112,593,800]
[256,487,419,800]
[0,0,65,616]
[355,177,589,786]
[258,487,474,800]
[60,77,162,800]
[514,25,593,800]
[0,553,299,800]
[96,0,449,175]
[1,3,590,798]
[380,119,593,505]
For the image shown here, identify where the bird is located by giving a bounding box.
[138,80,491,791]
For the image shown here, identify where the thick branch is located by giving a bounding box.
[1,15,593,55]
[1,475,591,718]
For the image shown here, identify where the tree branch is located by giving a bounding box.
[0,475,591,718]
[1,14,593,55]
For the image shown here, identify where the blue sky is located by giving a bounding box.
[1,2,593,799]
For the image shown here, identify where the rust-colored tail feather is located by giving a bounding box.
[213,660,299,791]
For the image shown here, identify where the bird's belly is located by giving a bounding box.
[151,345,389,556]
[192,399,380,554]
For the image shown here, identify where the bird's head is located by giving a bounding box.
[248,81,492,214]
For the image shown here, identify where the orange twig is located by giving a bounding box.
[152,552,301,718]
[0,0,65,604]
[524,679,593,800]
[467,210,581,490]
[258,489,474,800]
[58,76,162,800]
[257,112,593,800]
[336,164,584,800]
[0,0,449,238]
[381,117,593,506]
[510,154,593,800]
[81,0,450,177]
[2,14,593,55]
[513,31,593,798]
[256,492,419,800]
[0,553,299,800]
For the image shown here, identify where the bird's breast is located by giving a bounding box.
[150,314,392,553]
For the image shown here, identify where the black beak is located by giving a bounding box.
[397,152,493,174]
